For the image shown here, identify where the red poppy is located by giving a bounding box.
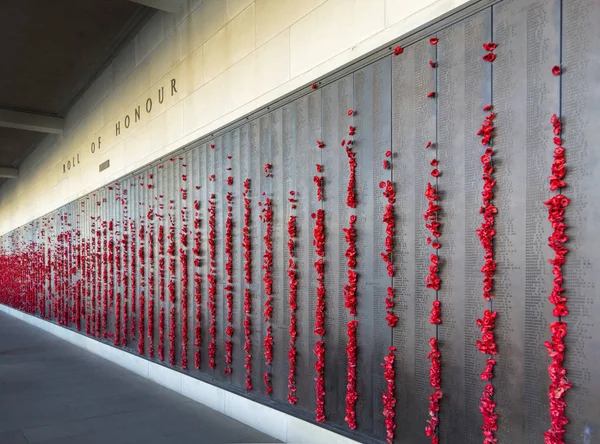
[552,65,561,76]
[431,169,440,177]
[312,83,317,89]
[429,60,436,68]
[393,46,403,55]
[386,151,392,157]
[427,91,436,98]
[483,104,493,111]
[483,53,496,62]
[430,159,439,166]
[348,109,354,116]
[483,42,497,51]
[426,141,432,148]
[317,140,325,148]
[210,144,215,149]
[430,37,439,45]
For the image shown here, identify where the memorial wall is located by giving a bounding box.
[1,0,599,443]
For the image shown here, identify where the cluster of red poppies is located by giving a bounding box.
[224,191,234,375]
[312,206,326,422]
[345,129,357,208]
[108,219,115,317]
[101,221,109,337]
[425,338,442,443]
[168,213,177,366]
[379,180,395,277]
[543,114,571,444]
[180,209,189,370]
[549,115,566,191]
[130,219,137,341]
[261,196,274,393]
[476,103,499,442]
[208,195,217,369]
[243,179,252,283]
[314,339,326,423]
[343,215,358,315]
[242,179,253,389]
[120,210,129,346]
[313,170,323,202]
[382,346,397,444]
[343,213,358,429]
[147,212,155,358]
[344,319,358,429]
[137,222,146,355]
[312,208,326,337]
[193,200,202,369]
[287,212,298,404]
[114,218,122,345]
[480,383,498,444]
[544,321,571,443]
[482,42,497,63]
[243,287,252,390]
[158,221,165,362]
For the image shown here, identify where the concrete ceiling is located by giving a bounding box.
[0,0,156,187]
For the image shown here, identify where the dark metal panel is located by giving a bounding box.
[270,108,287,402]
[436,9,490,443]
[462,9,493,444]
[391,36,436,444]
[236,124,251,388]
[214,133,226,382]
[163,153,176,363]
[563,0,600,441]
[249,118,264,393]
[321,75,353,427]
[291,90,322,414]
[391,37,419,443]
[220,130,233,382]
[230,126,245,389]
[198,143,210,373]
[281,102,295,406]
[491,1,560,441]
[352,56,392,441]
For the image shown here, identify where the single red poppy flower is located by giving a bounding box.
[483,53,496,62]
[430,37,439,45]
[426,141,432,149]
[393,46,403,55]
[430,159,439,166]
[552,65,561,76]
[312,83,317,89]
[431,169,440,177]
[383,160,389,169]
[317,140,325,148]
[432,242,440,249]
[483,42,497,51]
[385,151,392,157]
[348,109,354,116]
[427,91,435,98]
[210,144,215,149]
[429,60,436,68]
[483,104,493,111]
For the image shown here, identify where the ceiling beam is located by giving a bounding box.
[124,0,187,13]
[0,167,18,179]
[0,108,63,135]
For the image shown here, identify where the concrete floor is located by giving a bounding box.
[0,312,280,444]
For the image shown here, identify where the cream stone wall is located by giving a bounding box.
[0,0,469,235]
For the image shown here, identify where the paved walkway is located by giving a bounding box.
[0,312,280,444]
